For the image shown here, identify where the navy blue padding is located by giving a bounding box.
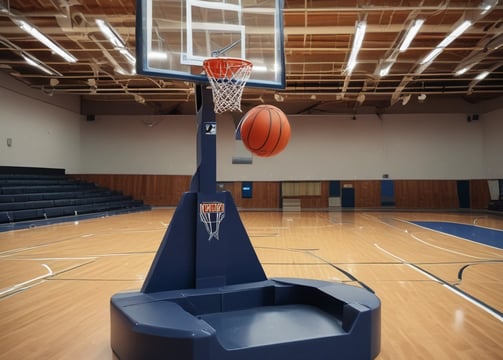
[0,179,71,187]
[457,180,470,208]
[329,181,340,197]
[12,209,44,221]
[0,212,11,223]
[341,188,355,207]
[381,180,395,206]
[44,206,77,218]
[0,166,65,176]
[111,279,381,360]
[0,195,15,203]
[0,200,54,211]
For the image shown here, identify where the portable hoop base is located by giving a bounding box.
[111,277,381,360]
[110,85,381,360]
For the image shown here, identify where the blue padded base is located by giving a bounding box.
[202,304,345,350]
[110,278,381,360]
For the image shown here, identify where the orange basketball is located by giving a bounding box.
[239,105,291,157]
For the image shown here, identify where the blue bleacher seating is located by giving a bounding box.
[0,172,150,230]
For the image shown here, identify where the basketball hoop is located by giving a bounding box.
[203,57,253,113]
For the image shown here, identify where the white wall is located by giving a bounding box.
[482,108,503,179]
[80,115,197,175]
[217,112,488,181]
[78,111,493,181]
[0,76,500,180]
[0,75,82,173]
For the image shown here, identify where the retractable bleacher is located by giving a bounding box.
[0,167,150,231]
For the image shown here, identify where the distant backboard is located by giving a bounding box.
[136,0,285,89]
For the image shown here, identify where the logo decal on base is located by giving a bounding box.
[199,202,225,241]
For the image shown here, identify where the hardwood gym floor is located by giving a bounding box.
[0,209,501,359]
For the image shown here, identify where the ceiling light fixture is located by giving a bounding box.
[379,62,393,77]
[15,19,77,63]
[401,94,411,105]
[420,20,472,65]
[475,71,489,81]
[96,19,136,66]
[455,66,471,76]
[96,19,125,48]
[480,0,498,15]
[21,53,62,76]
[399,19,424,52]
[345,20,367,74]
[468,62,502,93]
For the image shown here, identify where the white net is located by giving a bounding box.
[203,58,253,113]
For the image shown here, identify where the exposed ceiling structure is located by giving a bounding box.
[0,0,502,116]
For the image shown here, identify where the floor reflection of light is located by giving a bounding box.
[454,309,465,331]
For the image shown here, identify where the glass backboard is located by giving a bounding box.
[136,0,285,89]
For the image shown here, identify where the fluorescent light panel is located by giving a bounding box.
[400,19,424,52]
[455,67,470,76]
[346,20,366,74]
[96,19,136,66]
[480,0,497,15]
[420,47,442,65]
[379,63,392,77]
[16,19,77,63]
[420,20,472,65]
[96,19,125,49]
[438,20,472,48]
[21,54,61,76]
[475,71,489,80]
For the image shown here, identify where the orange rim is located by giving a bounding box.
[203,58,253,79]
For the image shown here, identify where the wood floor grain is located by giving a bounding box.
[0,209,501,359]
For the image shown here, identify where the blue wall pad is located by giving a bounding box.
[412,221,503,249]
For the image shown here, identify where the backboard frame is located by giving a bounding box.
[136,0,286,89]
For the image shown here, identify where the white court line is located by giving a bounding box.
[408,233,488,260]
[374,243,503,322]
[0,263,53,296]
[0,244,51,257]
[394,217,503,251]
[371,215,499,259]
[1,256,97,261]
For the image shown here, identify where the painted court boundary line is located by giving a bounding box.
[0,263,53,297]
[405,220,503,251]
[374,243,503,322]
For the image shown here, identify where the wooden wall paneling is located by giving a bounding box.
[71,175,493,210]
[239,182,281,209]
[470,180,491,209]
[394,180,460,209]
[282,181,328,209]
[394,180,415,208]
[72,174,192,206]
[354,180,381,208]
[142,175,191,206]
[439,180,459,208]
